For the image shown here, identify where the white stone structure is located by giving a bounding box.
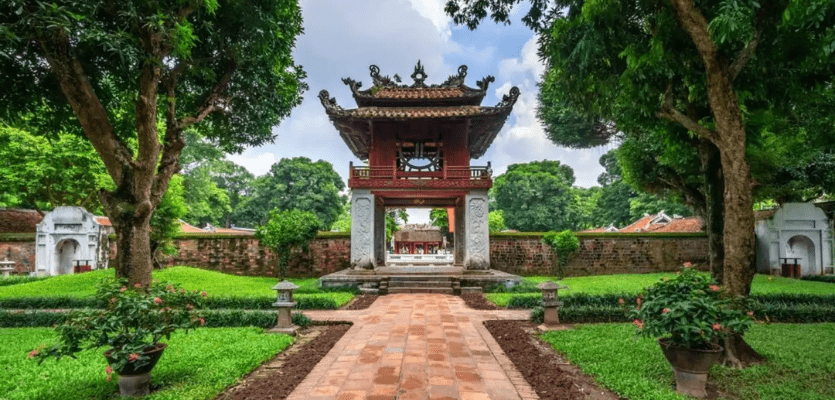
[755,203,834,276]
[36,206,110,275]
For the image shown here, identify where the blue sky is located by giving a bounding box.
[227,0,613,223]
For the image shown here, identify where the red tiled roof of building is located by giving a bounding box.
[582,227,610,233]
[346,105,498,119]
[619,212,703,233]
[0,209,43,233]
[177,221,254,235]
[95,216,112,226]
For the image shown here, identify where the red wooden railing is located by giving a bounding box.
[350,163,491,181]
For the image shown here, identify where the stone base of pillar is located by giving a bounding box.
[268,325,298,335]
[464,256,490,270]
[543,306,560,325]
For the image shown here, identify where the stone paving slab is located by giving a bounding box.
[287,294,537,400]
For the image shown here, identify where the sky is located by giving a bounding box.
[227,0,614,223]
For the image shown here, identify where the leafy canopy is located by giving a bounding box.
[255,209,321,279]
[492,160,576,232]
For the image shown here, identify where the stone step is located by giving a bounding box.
[387,276,456,282]
[387,280,455,288]
[387,287,455,294]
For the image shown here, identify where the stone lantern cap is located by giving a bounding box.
[538,281,569,291]
[272,280,299,291]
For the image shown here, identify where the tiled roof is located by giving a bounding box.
[373,87,465,99]
[339,106,497,119]
[95,216,112,227]
[619,213,703,233]
[0,209,43,233]
[177,221,254,235]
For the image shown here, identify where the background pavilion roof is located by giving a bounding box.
[320,63,519,160]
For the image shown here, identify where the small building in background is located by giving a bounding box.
[394,224,445,254]
[583,212,704,234]
[755,202,834,276]
[35,206,114,275]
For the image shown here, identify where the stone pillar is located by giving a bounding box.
[374,202,386,267]
[350,190,376,269]
[454,201,465,266]
[464,190,490,270]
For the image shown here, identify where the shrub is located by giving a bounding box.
[0,275,50,287]
[626,266,753,349]
[29,279,205,374]
[542,230,580,278]
[801,275,835,284]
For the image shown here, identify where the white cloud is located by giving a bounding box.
[226,152,276,177]
[407,0,453,40]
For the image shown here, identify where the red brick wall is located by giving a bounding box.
[0,240,36,274]
[163,235,350,277]
[489,235,708,276]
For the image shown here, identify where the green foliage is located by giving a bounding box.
[541,323,835,400]
[493,160,577,232]
[0,126,111,212]
[0,275,49,287]
[488,210,506,232]
[330,202,352,232]
[235,158,345,229]
[542,230,579,278]
[0,293,353,311]
[626,267,753,349]
[5,327,293,400]
[430,208,450,232]
[30,279,205,374]
[802,275,835,284]
[256,209,321,280]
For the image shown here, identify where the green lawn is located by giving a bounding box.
[0,267,353,306]
[541,323,835,400]
[0,327,294,400]
[485,273,835,307]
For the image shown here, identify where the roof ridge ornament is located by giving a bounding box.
[496,86,521,108]
[369,65,402,87]
[318,90,342,112]
[410,60,428,88]
[441,65,468,87]
[476,75,495,91]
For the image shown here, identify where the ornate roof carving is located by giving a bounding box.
[340,62,495,106]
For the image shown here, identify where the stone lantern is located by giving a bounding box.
[538,281,569,327]
[0,258,15,277]
[269,280,299,335]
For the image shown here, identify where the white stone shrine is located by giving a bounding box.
[35,206,110,275]
[755,203,834,276]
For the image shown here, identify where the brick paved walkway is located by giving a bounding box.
[290,294,536,400]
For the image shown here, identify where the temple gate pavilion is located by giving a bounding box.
[319,62,519,271]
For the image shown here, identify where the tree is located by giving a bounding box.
[255,209,320,280]
[430,208,450,233]
[233,157,345,229]
[445,0,835,302]
[492,160,576,232]
[150,174,187,268]
[488,210,507,232]
[1,0,306,286]
[0,125,111,212]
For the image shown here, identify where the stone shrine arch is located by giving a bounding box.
[55,238,81,275]
[320,62,518,270]
[786,234,816,276]
[755,203,833,276]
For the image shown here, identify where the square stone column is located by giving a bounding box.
[464,190,490,270]
[454,202,465,266]
[350,190,376,269]
[374,202,387,267]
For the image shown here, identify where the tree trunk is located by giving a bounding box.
[700,141,725,282]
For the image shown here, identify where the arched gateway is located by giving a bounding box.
[320,63,519,271]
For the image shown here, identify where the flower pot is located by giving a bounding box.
[658,338,723,398]
[104,343,167,397]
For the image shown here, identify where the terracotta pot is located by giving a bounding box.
[104,343,167,397]
[658,338,723,399]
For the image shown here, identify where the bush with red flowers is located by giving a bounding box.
[30,278,206,374]
[624,265,753,350]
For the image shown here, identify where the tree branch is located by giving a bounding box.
[729,31,760,81]
[39,28,133,185]
[177,61,236,129]
[657,83,718,141]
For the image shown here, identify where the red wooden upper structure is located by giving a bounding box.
[319,62,519,208]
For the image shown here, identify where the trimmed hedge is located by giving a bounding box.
[0,309,345,328]
[0,295,343,310]
[170,231,350,240]
[0,276,50,287]
[0,233,36,242]
[801,275,835,284]
[502,293,835,309]
[530,303,835,324]
[489,231,707,239]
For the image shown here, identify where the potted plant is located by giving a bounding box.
[30,278,206,397]
[624,265,753,398]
